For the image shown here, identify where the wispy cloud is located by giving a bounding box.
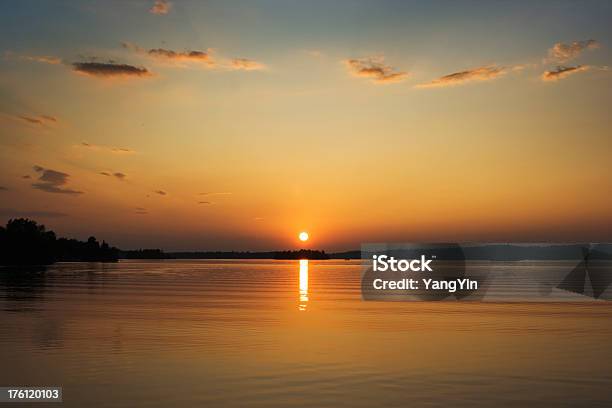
[198,201,211,205]
[0,186,7,191]
[230,58,265,71]
[123,42,215,67]
[344,56,408,84]
[100,171,127,181]
[154,190,167,196]
[122,42,265,71]
[416,65,506,88]
[541,65,590,81]
[31,165,83,195]
[135,207,148,215]
[80,142,136,154]
[199,192,232,196]
[72,62,151,78]
[547,40,599,63]
[304,50,323,58]
[23,55,61,64]
[3,51,61,65]
[17,114,58,127]
[150,48,212,63]
[150,0,172,15]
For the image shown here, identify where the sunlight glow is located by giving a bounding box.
[299,231,309,242]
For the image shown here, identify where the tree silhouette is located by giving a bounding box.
[0,219,56,265]
[0,218,119,266]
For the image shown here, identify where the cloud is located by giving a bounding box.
[21,55,62,65]
[80,142,136,154]
[99,171,126,180]
[230,58,265,71]
[417,65,506,88]
[304,50,323,58]
[198,201,211,205]
[199,192,232,196]
[122,42,265,71]
[150,0,172,15]
[72,62,151,78]
[148,48,213,64]
[154,190,167,196]
[135,207,148,215]
[344,57,408,84]
[31,165,83,195]
[548,40,599,63]
[111,147,135,153]
[541,65,590,81]
[22,175,31,179]
[17,114,58,127]
[0,186,7,191]
[0,209,68,218]
[122,42,216,67]
[3,51,61,65]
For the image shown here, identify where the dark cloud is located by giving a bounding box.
[541,65,589,81]
[22,175,31,179]
[32,165,83,195]
[344,57,408,84]
[548,40,599,63]
[72,62,151,78]
[155,190,167,196]
[198,201,211,205]
[100,172,111,176]
[417,65,506,88]
[0,186,7,191]
[0,209,67,218]
[135,207,148,215]
[150,0,172,15]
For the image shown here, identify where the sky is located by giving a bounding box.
[0,0,611,251]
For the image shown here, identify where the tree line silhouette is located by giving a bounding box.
[0,218,119,266]
[124,249,332,260]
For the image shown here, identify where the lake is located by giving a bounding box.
[0,260,611,407]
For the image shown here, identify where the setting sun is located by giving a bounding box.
[299,232,309,242]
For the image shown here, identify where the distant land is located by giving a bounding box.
[122,245,612,261]
[121,249,337,260]
[2,218,611,267]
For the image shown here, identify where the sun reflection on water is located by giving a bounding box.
[299,259,308,311]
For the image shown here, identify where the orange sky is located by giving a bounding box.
[1,1,611,250]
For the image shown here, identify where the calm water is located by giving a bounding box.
[0,260,611,407]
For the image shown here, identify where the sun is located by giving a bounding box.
[299,231,309,242]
